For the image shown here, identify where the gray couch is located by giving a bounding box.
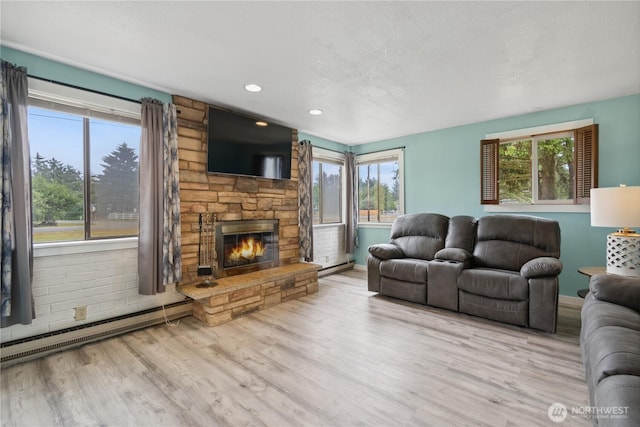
[367,213,562,332]
[581,274,640,426]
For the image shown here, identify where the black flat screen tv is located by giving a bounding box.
[207,106,293,180]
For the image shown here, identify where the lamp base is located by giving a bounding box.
[606,233,640,278]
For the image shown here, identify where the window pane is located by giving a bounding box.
[89,119,140,238]
[358,159,400,223]
[358,164,376,222]
[499,140,532,204]
[29,107,85,243]
[320,163,341,223]
[537,137,574,201]
[378,160,400,223]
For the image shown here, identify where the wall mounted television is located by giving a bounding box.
[207,106,293,180]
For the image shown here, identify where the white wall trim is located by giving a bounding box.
[34,237,138,257]
[485,204,591,214]
[485,118,594,140]
[28,77,141,119]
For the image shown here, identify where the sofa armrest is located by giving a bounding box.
[520,257,563,279]
[368,243,404,260]
[590,274,640,312]
[435,248,473,263]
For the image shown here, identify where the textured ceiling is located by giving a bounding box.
[1,1,639,145]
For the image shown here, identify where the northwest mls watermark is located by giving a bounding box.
[548,402,630,423]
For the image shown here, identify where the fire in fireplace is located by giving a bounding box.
[215,219,279,276]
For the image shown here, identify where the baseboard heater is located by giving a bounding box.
[1,300,193,368]
[318,261,355,277]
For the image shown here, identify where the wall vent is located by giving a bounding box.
[1,301,192,368]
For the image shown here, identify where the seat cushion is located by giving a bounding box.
[380,259,428,283]
[457,268,528,301]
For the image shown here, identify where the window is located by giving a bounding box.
[312,149,344,224]
[481,123,597,205]
[28,79,141,243]
[357,149,404,223]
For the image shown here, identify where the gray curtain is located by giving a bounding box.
[345,152,358,254]
[139,98,182,295]
[1,60,34,327]
[161,103,181,285]
[298,140,313,262]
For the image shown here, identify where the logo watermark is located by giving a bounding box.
[548,403,567,423]
[547,403,629,422]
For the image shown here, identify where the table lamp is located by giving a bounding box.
[591,185,640,277]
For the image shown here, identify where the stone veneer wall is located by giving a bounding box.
[173,96,301,285]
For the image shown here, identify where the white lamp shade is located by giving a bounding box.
[591,186,640,228]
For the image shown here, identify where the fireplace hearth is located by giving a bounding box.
[215,219,279,277]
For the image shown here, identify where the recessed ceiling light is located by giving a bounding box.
[244,84,262,92]
[255,121,268,127]
[308,109,323,115]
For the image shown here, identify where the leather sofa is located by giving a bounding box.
[580,274,640,426]
[367,213,562,332]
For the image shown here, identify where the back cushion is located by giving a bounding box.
[473,215,561,271]
[390,213,449,260]
[445,215,477,252]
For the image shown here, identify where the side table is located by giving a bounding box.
[577,266,606,298]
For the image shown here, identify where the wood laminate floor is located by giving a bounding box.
[1,270,589,426]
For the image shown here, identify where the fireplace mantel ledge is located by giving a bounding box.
[177,262,322,327]
[177,262,321,300]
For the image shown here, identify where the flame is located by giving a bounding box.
[228,237,265,262]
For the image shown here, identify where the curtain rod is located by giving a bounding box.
[300,140,406,156]
[27,74,142,105]
[300,142,349,155]
[354,146,405,156]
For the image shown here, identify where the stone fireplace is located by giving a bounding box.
[216,219,279,277]
[174,95,320,328]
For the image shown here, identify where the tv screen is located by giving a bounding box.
[207,107,293,180]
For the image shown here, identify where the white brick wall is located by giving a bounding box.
[312,224,351,269]
[0,238,186,343]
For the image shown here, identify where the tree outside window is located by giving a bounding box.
[29,107,141,242]
[499,132,574,204]
[358,158,401,223]
[312,160,342,224]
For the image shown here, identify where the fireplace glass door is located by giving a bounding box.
[215,219,279,276]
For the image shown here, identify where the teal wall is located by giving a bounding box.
[0,46,171,103]
[353,94,640,296]
[4,46,638,297]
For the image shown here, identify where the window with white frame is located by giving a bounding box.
[28,78,142,243]
[356,148,404,224]
[481,121,597,206]
[312,148,344,225]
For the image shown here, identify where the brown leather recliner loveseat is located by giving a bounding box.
[367,213,562,333]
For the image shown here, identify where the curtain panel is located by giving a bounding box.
[1,60,34,327]
[162,103,182,285]
[345,152,358,254]
[298,140,313,262]
[138,98,181,295]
